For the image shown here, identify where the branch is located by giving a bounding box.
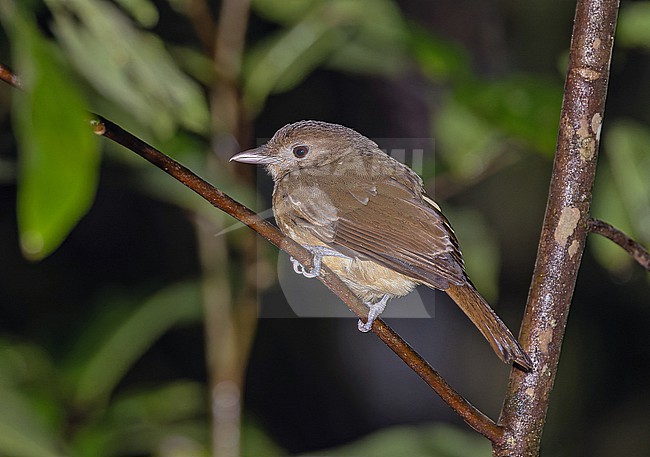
[185,0,217,54]
[210,0,251,144]
[587,218,650,270]
[1,59,502,441]
[496,0,620,455]
[0,64,21,89]
[205,3,253,456]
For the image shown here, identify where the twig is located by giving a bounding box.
[587,218,650,270]
[210,0,251,145]
[208,2,254,456]
[0,64,21,89]
[496,0,620,455]
[89,115,503,442]
[185,0,217,54]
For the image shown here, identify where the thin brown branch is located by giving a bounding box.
[496,0,620,455]
[89,115,503,443]
[211,0,251,147]
[195,213,248,457]
[587,218,650,270]
[206,0,252,457]
[185,0,217,54]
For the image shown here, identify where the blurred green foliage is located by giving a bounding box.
[411,26,563,160]
[45,0,210,136]
[592,121,650,272]
[306,423,490,457]
[0,282,205,457]
[618,1,650,50]
[244,0,407,112]
[0,0,649,456]
[1,4,99,260]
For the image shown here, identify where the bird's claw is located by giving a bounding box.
[357,318,373,333]
[357,295,390,333]
[290,256,320,278]
[289,246,348,279]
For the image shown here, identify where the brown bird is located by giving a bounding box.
[231,120,532,371]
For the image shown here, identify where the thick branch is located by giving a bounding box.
[587,218,650,270]
[496,0,620,455]
[89,115,503,442]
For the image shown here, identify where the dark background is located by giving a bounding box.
[1,1,649,456]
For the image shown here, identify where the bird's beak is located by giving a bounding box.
[230,146,277,165]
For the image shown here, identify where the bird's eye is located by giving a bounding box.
[292,145,309,158]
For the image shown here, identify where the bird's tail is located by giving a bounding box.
[446,282,532,371]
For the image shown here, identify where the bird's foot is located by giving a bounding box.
[290,245,347,278]
[290,256,320,278]
[358,294,390,332]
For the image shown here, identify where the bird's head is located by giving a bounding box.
[230,120,379,181]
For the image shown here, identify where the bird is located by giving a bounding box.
[231,120,532,371]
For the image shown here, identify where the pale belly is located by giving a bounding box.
[322,255,418,304]
[275,212,418,303]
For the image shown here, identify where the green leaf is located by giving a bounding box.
[251,0,315,24]
[0,387,65,457]
[305,423,490,457]
[409,26,472,82]
[243,8,346,113]
[244,0,408,112]
[71,381,208,457]
[45,0,210,137]
[456,76,562,156]
[4,5,100,260]
[114,0,159,28]
[434,100,502,179]
[618,2,650,50]
[242,419,285,457]
[109,381,205,424]
[65,282,202,409]
[0,340,65,457]
[324,0,408,74]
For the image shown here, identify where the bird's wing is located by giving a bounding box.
[279,172,466,290]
